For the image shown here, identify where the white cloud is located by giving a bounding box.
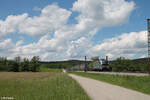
[19,4,72,37]
[106,53,114,59]
[0,4,71,37]
[0,39,16,57]
[0,0,135,38]
[66,37,92,59]
[91,31,147,59]
[0,0,141,61]
[0,30,147,60]
[0,39,14,51]
[16,40,23,46]
[0,14,28,37]
[73,0,135,35]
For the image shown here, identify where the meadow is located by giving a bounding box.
[71,72,150,95]
[40,67,61,72]
[0,72,91,100]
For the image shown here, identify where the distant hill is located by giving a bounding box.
[109,57,148,64]
[39,57,149,70]
[132,58,148,64]
[39,60,91,69]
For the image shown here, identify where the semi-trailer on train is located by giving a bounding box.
[66,56,112,71]
[92,56,112,71]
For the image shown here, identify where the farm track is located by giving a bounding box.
[69,74,150,100]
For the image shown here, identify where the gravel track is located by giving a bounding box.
[69,74,150,100]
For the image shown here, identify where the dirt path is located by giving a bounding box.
[69,74,150,100]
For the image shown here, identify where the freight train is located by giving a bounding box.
[66,56,112,71]
[91,56,112,71]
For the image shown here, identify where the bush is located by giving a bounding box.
[30,56,40,72]
[21,58,30,71]
[0,57,8,71]
[7,60,19,72]
[110,57,148,72]
[0,56,41,72]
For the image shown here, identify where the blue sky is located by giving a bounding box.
[0,0,149,61]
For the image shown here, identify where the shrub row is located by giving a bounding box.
[0,56,40,72]
[110,57,148,73]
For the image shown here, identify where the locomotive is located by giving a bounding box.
[91,56,112,71]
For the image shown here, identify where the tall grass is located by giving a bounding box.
[0,72,91,100]
[71,72,150,95]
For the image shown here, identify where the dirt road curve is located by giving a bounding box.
[69,74,150,100]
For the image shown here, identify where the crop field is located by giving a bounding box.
[0,72,91,100]
[71,72,150,95]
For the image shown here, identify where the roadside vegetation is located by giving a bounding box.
[1,56,148,73]
[71,72,150,95]
[0,56,40,72]
[0,56,86,72]
[0,72,91,100]
[110,57,148,73]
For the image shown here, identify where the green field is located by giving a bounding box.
[40,67,61,72]
[71,72,150,95]
[0,72,91,100]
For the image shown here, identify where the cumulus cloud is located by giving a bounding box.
[91,31,147,59]
[0,14,28,37]
[0,39,14,51]
[66,37,93,59]
[0,39,16,57]
[73,0,135,35]
[0,4,71,37]
[19,4,72,37]
[16,40,24,46]
[0,0,134,38]
[0,0,142,61]
[0,30,147,60]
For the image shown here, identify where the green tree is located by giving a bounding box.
[21,58,30,72]
[7,60,19,72]
[0,57,8,71]
[14,56,21,72]
[30,56,40,72]
[110,57,132,72]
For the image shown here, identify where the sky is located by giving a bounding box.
[0,0,150,61]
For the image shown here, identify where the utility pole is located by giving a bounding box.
[84,56,87,72]
[147,19,150,74]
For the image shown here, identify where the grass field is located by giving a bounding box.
[40,67,61,72]
[0,72,91,100]
[71,72,150,95]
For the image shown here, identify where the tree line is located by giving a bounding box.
[0,56,40,72]
[110,57,148,73]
